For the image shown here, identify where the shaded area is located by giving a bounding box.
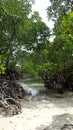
[38,113,73,130]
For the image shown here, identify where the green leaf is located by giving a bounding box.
[69,12,73,18]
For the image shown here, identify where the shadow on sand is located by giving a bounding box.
[37,113,73,130]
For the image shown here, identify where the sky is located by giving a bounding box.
[32,0,54,29]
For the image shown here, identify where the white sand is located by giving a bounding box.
[0,94,73,130]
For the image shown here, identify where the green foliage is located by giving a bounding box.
[0,55,6,74]
[47,0,73,20]
[0,0,33,70]
[0,0,50,74]
[47,11,73,76]
[42,0,73,78]
[1,0,73,80]
[30,10,73,77]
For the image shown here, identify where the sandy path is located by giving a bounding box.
[0,93,73,130]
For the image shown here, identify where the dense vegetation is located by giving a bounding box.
[0,0,73,92]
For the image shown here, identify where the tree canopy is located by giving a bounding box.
[0,0,73,92]
[0,0,50,76]
[47,0,73,21]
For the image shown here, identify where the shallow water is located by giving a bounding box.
[20,82,45,96]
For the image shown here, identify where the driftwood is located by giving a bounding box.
[0,79,25,116]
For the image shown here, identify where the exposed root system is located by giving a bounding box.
[0,79,25,116]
